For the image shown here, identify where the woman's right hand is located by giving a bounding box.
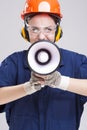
[23,72,45,95]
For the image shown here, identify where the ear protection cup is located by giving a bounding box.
[21,27,30,41]
[55,26,63,41]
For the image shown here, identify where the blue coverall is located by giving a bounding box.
[0,48,87,130]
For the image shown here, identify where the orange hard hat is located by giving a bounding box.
[21,0,62,20]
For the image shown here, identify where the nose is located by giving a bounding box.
[38,32,47,40]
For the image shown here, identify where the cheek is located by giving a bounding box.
[29,32,38,43]
[47,34,55,42]
[29,36,36,43]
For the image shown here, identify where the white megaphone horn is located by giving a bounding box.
[27,40,61,75]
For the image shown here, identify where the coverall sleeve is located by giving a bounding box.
[0,54,17,112]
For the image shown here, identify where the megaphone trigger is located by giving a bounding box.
[27,40,61,75]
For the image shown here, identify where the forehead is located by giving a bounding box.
[27,14,56,25]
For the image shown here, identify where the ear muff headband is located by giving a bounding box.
[21,26,63,42]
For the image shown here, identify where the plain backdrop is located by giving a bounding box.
[0,0,87,129]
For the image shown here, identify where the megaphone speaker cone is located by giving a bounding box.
[27,40,61,75]
[35,48,51,65]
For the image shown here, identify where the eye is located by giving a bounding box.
[31,27,39,33]
[44,26,56,33]
[45,27,52,32]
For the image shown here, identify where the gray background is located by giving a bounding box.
[0,0,87,129]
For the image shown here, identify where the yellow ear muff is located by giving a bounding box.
[55,26,63,41]
[21,27,29,41]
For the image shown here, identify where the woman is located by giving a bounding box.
[0,0,87,130]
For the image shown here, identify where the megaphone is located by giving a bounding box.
[27,40,61,75]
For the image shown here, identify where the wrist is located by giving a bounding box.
[59,76,70,90]
[23,82,37,95]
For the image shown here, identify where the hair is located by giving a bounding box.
[24,13,61,25]
[49,14,61,24]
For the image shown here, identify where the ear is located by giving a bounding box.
[21,27,30,42]
[55,26,63,41]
